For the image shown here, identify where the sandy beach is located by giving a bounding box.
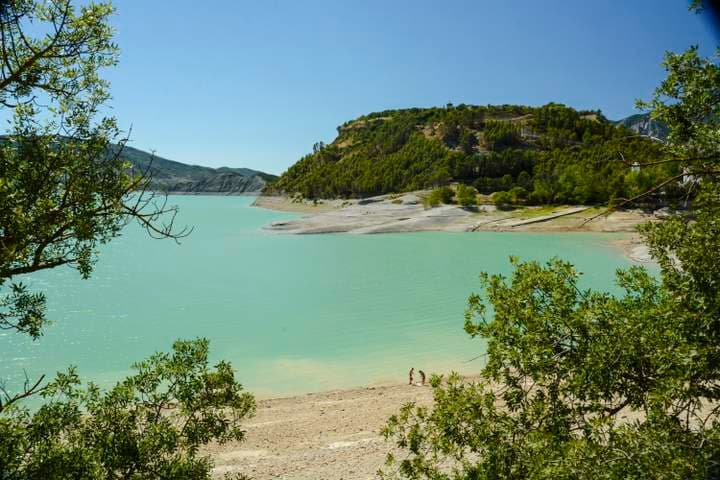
[206,376,674,479]
[206,381,438,480]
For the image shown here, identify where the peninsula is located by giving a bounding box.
[255,103,672,262]
[264,104,671,204]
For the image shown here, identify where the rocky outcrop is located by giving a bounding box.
[614,113,669,140]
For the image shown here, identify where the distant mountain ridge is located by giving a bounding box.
[613,112,669,140]
[115,144,277,194]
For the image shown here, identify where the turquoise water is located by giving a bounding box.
[3,196,635,398]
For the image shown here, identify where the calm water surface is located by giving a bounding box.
[3,196,638,397]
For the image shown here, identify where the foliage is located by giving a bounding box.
[458,129,478,155]
[454,184,477,207]
[529,139,672,205]
[488,186,527,209]
[381,20,720,480]
[492,190,513,209]
[269,102,677,207]
[440,121,461,146]
[507,186,528,203]
[483,120,521,150]
[0,339,255,480]
[424,186,454,208]
[637,45,720,186]
[278,128,462,198]
[383,255,720,478]
[0,2,254,479]
[0,0,189,341]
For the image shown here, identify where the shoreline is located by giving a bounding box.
[253,193,657,263]
[205,195,650,478]
[609,234,654,264]
[162,191,262,196]
[205,380,439,480]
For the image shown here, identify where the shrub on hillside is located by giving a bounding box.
[492,190,513,209]
[424,186,454,208]
[455,184,478,207]
[508,186,528,203]
[483,120,521,150]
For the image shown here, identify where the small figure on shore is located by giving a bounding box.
[419,370,426,386]
[408,367,414,385]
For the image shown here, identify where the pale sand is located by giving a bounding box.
[253,193,654,234]
[205,381,438,480]
[253,193,660,262]
[205,375,714,479]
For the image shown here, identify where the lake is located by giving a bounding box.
[3,196,637,398]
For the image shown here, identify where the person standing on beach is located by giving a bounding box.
[408,368,414,385]
[419,370,426,386]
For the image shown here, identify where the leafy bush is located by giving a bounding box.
[455,184,477,207]
[508,186,528,203]
[458,129,478,154]
[483,120,522,150]
[1,339,255,479]
[492,190,513,209]
[424,186,454,208]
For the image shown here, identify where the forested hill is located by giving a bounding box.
[116,145,277,194]
[268,103,679,205]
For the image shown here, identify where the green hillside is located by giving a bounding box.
[114,145,278,194]
[269,103,679,205]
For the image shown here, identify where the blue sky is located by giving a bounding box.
[105,0,717,174]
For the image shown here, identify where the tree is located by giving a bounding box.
[455,183,477,207]
[383,258,720,479]
[516,170,532,189]
[0,0,191,341]
[381,8,720,479]
[0,2,254,478]
[458,129,478,155]
[492,190,513,209]
[424,186,454,208]
[441,122,461,146]
[508,186,527,203]
[483,120,521,151]
[312,141,326,153]
[1,339,255,479]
